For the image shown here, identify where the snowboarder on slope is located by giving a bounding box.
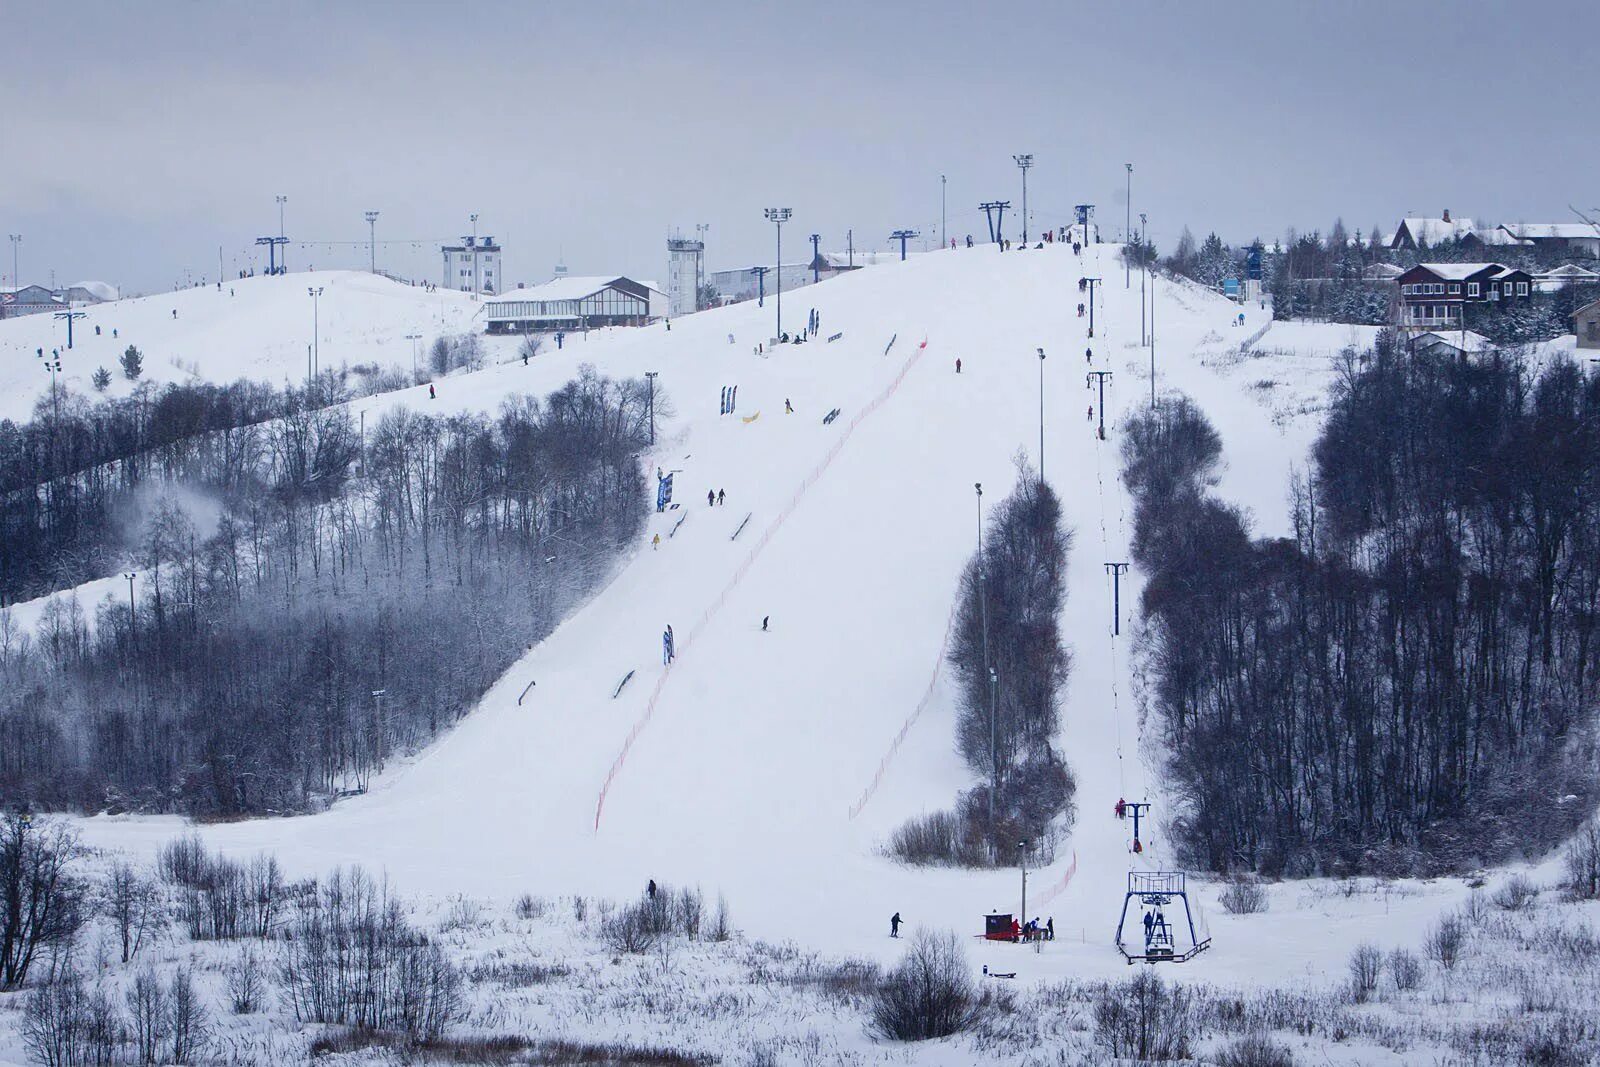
[890,912,901,937]
[785,398,793,414]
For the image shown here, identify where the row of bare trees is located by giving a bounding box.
[1125,339,1600,875]
[0,366,652,815]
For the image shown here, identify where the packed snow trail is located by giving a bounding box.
[594,337,937,831]
[69,243,1406,986]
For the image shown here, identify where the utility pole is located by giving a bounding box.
[1082,275,1102,338]
[696,223,710,309]
[307,286,324,385]
[810,233,821,283]
[941,174,946,247]
[1125,163,1133,288]
[847,228,853,268]
[365,211,380,273]
[53,305,85,349]
[1037,347,1047,481]
[752,266,769,308]
[890,229,919,261]
[1014,154,1034,243]
[7,234,18,288]
[981,201,1011,246]
[644,371,659,445]
[764,207,791,338]
[1105,562,1129,635]
[276,195,288,273]
[1087,370,1113,439]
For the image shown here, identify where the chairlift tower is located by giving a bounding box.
[890,229,920,261]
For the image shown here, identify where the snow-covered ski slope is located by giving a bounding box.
[71,245,1460,988]
[0,271,479,423]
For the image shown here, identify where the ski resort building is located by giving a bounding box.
[1574,297,1600,350]
[0,284,63,318]
[442,237,501,294]
[483,276,665,333]
[707,263,812,305]
[1496,223,1600,259]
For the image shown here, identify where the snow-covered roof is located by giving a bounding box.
[1362,263,1405,279]
[1414,330,1496,354]
[1500,223,1600,241]
[485,276,638,304]
[1396,217,1477,245]
[1539,264,1600,279]
[67,280,119,302]
[1414,262,1504,281]
[1473,228,1529,247]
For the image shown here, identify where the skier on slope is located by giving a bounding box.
[890,912,901,937]
[1087,405,1094,422]
[1085,347,1093,365]
[717,489,725,506]
[429,384,436,399]
[708,489,715,506]
[785,398,794,414]
[965,235,974,248]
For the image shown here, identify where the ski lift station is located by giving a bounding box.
[1114,871,1211,964]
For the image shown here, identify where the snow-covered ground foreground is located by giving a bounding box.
[6,242,1597,1062]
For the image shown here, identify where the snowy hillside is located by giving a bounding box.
[51,241,1482,998]
[0,271,479,424]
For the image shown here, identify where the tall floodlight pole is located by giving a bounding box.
[976,481,999,850]
[469,213,480,296]
[1019,839,1029,932]
[810,233,821,283]
[764,207,791,339]
[1037,347,1047,481]
[307,286,324,385]
[7,234,18,288]
[1140,212,1148,347]
[1014,155,1034,244]
[644,371,659,445]
[124,572,137,649]
[941,174,947,248]
[276,196,287,273]
[365,211,380,273]
[404,332,421,380]
[1124,163,1132,288]
[1150,267,1157,407]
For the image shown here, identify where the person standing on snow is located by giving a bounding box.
[785,398,793,414]
[429,384,436,399]
[651,533,661,551]
[890,912,901,937]
[1085,346,1093,365]
[1087,405,1094,422]
[955,358,962,374]
[761,616,769,631]
[708,489,715,506]
[717,489,725,506]
[965,235,974,248]
[1115,798,1126,819]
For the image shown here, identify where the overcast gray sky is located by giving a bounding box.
[4,0,1597,295]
